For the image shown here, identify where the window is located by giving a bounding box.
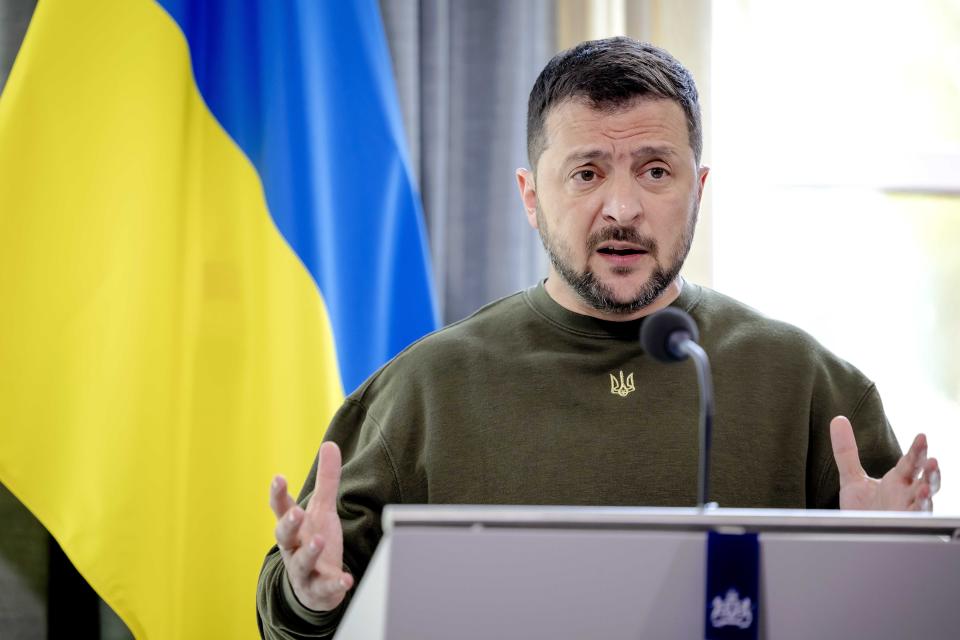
[712,0,960,512]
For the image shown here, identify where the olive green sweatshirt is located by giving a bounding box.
[256,282,901,638]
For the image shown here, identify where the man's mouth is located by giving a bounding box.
[596,243,649,257]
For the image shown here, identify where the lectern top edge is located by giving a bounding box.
[382,504,960,538]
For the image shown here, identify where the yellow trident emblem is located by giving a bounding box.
[609,371,635,397]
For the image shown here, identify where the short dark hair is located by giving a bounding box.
[526,37,702,170]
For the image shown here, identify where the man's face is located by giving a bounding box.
[517,98,709,318]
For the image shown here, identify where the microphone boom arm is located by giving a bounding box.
[671,333,714,510]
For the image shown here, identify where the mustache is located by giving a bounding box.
[586,226,658,255]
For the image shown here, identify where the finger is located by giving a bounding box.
[289,534,353,598]
[274,506,304,553]
[289,534,325,582]
[915,444,928,480]
[312,441,343,513]
[920,458,940,496]
[908,483,932,512]
[269,475,297,520]
[339,572,354,591]
[830,416,866,485]
[307,567,354,601]
[892,433,927,481]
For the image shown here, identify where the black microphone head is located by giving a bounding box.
[640,307,700,363]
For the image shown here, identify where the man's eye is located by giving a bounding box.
[648,167,668,179]
[574,170,597,182]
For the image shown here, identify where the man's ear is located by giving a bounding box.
[516,168,539,229]
[696,165,710,202]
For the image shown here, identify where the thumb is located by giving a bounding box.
[830,416,866,485]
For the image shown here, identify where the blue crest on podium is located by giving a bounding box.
[705,531,759,639]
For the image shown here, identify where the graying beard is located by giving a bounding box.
[537,202,697,315]
[549,252,677,314]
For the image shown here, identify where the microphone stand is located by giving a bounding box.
[669,333,715,511]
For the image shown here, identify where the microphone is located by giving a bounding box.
[640,307,716,510]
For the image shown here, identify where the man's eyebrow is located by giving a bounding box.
[561,146,678,166]
[561,149,610,166]
[631,145,678,159]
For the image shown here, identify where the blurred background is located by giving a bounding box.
[1,0,957,637]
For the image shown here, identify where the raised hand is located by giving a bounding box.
[830,416,940,511]
[269,442,354,612]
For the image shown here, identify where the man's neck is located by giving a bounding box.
[543,275,684,322]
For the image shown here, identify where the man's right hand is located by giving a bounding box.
[270,441,354,612]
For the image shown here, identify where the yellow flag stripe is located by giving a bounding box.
[0,0,342,636]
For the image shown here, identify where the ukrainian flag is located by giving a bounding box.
[0,1,436,637]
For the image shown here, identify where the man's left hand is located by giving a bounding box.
[830,415,940,511]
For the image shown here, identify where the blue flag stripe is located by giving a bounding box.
[156,0,438,392]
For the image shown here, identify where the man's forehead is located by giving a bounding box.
[561,145,679,166]
[541,96,689,159]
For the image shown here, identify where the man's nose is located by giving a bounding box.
[601,176,643,225]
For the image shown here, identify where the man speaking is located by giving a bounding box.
[256,37,941,638]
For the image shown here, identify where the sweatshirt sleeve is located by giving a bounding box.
[256,397,405,638]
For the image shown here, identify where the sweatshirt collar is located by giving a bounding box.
[524,278,702,339]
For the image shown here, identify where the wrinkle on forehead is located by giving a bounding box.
[561,145,678,169]
[543,97,690,159]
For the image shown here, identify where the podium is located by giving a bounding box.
[335,506,960,639]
